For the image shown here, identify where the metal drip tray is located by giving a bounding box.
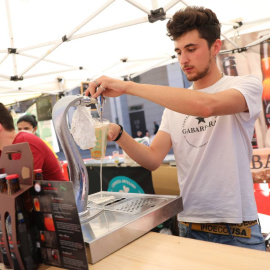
[82,191,183,264]
[106,197,163,214]
[87,193,167,215]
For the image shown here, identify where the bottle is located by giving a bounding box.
[260,37,270,127]
[6,174,20,195]
[252,130,258,149]
[33,169,43,264]
[222,56,238,76]
[0,216,11,268]
[0,173,7,193]
[7,197,37,270]
[34,169,43,180]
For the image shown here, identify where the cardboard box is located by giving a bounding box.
[0,142,34,270]
[152,165,179,195]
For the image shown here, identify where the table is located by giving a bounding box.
[35,232,270,269]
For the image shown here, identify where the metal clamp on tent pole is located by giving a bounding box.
[8,48,17,54]
[231,47,248,53]
[233,21,243,29]
[148,8,166,23]
[62,35,68,42]
[10,75,23,81]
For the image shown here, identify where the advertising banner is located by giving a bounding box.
[87,166,155,195]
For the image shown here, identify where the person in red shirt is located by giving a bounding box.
[0,103,66,181]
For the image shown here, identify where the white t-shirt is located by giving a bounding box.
[159,75,262,223]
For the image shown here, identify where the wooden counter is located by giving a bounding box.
[29,232,270,269]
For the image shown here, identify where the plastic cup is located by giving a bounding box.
[112,150,119,164]
[91,119,110,159]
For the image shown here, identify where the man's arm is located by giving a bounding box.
[86,76,248,118]
[109,123,172,171]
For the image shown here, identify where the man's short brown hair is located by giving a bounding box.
[167,6,221,48]
[0,103,15,131]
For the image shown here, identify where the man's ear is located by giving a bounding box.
[213,39,222,57]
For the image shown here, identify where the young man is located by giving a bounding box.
[0,103,66,181]
[85,7,265,250]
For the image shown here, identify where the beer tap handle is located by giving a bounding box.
[96,96,105,122]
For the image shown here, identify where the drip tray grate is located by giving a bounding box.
[87,193,167,215]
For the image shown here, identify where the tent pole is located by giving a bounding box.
[130,56,177,79]
[23,68,82,79]
[19,52,76,68]
[63,0,116,41]
[0,54,9,65]
[223,27,237,36]
[5,0,18,76]
[17,14,152,53]
[90,61,123,80]
[220,21,239,27]
[17,4,175,55]
[164,0,183,12]
[18,40,59,53]
[18,41,63,77]
[222,17,270,37]
[18,0,116,78]
[0,74,11,80]
[124,0,151,15]
[90,56,175,80]
[128,56,169,62]
[69,17,148,41]
[221,33,239,49]
[151,0,158,9]
[241,17,270,27]
[245,33,270,48]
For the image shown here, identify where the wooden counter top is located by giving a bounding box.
[34,231,270,269]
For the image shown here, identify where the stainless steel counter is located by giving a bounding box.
[81,191,183,264]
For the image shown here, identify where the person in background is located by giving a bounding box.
[0,103,66,181]
[153,121,159,135]
[17,114,59,160]
[86,6,266,250]
[144,130,154,144]
[136,130,143,138]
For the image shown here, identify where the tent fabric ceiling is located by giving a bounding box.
[0,0,270,105]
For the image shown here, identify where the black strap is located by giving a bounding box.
[114,124,123,141]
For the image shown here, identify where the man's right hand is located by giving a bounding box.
[85,76,129,99]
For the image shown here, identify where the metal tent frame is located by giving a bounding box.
[0,0,270,104]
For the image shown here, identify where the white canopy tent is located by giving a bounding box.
[0,0,270,105]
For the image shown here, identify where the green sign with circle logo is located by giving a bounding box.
[108,176,144,193]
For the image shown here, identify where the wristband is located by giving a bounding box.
[114,124,123,142]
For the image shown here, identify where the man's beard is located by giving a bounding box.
[185,56,212,82]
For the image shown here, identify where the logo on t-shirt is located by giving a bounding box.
[182,115,217,148]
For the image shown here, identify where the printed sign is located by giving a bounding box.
[31,181,88,269]
[87,166,154,195]
[108,175,144,193]
[251,148,270,183]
